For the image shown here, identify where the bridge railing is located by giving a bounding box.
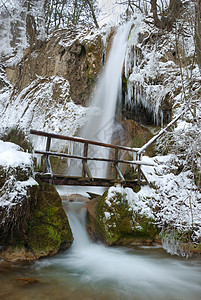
[30,129,154,184]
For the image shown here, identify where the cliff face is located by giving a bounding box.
[0,28,109,149]
[5,29,104,106]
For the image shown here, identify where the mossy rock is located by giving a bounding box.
[0,180,73,261]
[27,180,73,256]
[86,189,158,246]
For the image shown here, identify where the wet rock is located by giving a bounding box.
[15,277,40,286]
[0,181,73,262]
[61,194,89,203]
[0,141,73,262]
[86,189,159,246]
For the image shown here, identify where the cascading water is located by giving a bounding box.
[29,201,201,300]
[71,22,132,179]
[2,201,201,299]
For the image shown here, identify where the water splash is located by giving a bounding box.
[35,202,201,300]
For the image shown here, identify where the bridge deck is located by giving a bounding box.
[36,173,145,188]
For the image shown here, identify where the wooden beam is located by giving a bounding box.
[82,142,88,178]
[30,129,141,153]
[36,173,146,188]
[83,161,93,180]
[113,148,119,180]
[34,150,155,167]
[43,136,52,174]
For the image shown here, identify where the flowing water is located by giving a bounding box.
[1,201,201,300]
[70,22,131,180]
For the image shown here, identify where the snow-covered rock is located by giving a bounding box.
[0,140,73,261]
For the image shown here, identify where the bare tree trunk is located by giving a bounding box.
[85,0,99,28]
[151,0,182,30]
[151,0,163,28]
[73,0,78,25]
[195,0,201,73]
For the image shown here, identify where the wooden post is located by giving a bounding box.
[43,136,52,173]
[82,142,88,178]
[113,149,119,179]
[137,153,142,185]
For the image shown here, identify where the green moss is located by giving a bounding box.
[196,243,201,251]
[27,224,61,253]
[27,180,73,255]
[134,215,158,238]
[87,189,159,246]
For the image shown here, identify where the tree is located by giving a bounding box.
[151,0,183,30]
[195,0,201,72]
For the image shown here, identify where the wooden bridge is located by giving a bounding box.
[30,129,155,188]
[30,107,187,189]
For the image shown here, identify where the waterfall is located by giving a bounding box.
[49,201,201,300]
[65,202,90,249]
[79,22,132,178]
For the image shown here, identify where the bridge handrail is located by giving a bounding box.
[34,150,155,166]
[30,129,141,153]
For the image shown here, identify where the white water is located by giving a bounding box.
[2,204,201,300]
[31,202,201,300]
[75,22,132,179]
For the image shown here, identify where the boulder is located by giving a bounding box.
[0,141,73,262]
[0,180,73,262]
[86,187,159,246]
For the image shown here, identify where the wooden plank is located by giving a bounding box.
[36,173,145,188]
[30,129,141,153]
[34,150,155,166]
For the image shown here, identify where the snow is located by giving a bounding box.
[0,140,37,212]
[104,154,201,256]
[0,140,32,168]
[98,0,127,26]
[106,184,154,220]
[104,212,111,220]
[0,75,98,152]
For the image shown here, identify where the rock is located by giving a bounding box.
[15,278,40,285]
[6,29,104,106]
[61,194,89,203]
[26,181,73,258]
[0,140,73,262]
[0,181,73,262]
[86,188,159,246]
[1,129,33,152]
[0,166,34,246]
[0,247,36,263]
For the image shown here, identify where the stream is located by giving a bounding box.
[1,201,201,300]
